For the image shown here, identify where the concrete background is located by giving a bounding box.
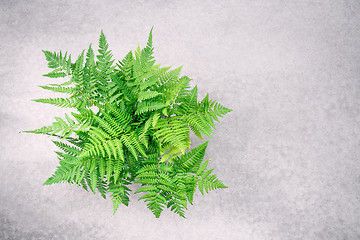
[1,0,360,239]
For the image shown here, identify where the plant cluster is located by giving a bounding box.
[24,28,232,218]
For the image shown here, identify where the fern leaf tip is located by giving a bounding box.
[21,130,34,134]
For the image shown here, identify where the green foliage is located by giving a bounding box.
[23,28,232,218]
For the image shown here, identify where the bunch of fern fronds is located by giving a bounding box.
[23,28,232,218]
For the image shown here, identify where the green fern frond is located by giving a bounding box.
[139,66,171,91]
[179,86,198,113]
[43,160,78,185]
[39,85,76,94]
[158,66,182,87]
[135,101,166,115]
[96,176,108,199]
[198,170,227,195]
[23,114,80,139]
[71,50,85,85]
[212,101,233,117]
[43,70,67,79]
[120,134,140,160]
[106,104,132,130]
[138,91,162,101]
[31,97,87,108]
[167,76,191,105]
[183,174,198,205]
[42,50,72,76]
[108,182,131,214]
[176,141,208,172]
[97,30,116,83]
[89,163,98,194]
[117,51,134,80]
[184,112,213,138]
[52,140,81,156]
[154,118,190,154]
[143,26,154,61]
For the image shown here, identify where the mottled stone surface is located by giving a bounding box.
[1,0,360,239]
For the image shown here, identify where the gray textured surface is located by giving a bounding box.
[1,0,360,239]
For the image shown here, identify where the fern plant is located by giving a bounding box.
[23,28,232,218]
